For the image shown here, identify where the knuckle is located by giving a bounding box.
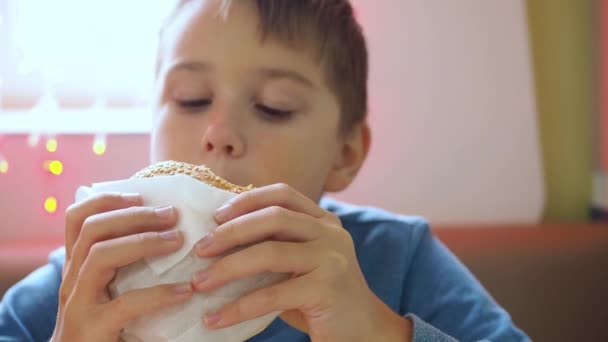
[58,285,71,307]
[125,205,146,217]
[233,191,251,208]
[268,205,288,224]
[226,223,246,246]
[218,220,236,239]
[332,226,354,248]
[82,242,117,284]
[87,241,108,264]
[89,193,121,213]
[70,216,101,260]
[274,183,297,200]
[324,251,350,278]
[135,231,158,245]
[81,214,99,231]
[325,212,342,225]
[64,203,80,226]
[65,193,122,229]
[275,183,293,194]
[218,220,245,247]
[126,206,156,223]
[143,206,159,218]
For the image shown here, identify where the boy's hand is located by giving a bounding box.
[192,184,411,341]
[51,193,193,342]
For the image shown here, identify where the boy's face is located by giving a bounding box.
[151,0,365,202]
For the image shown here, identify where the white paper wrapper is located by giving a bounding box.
[75,174,286,342]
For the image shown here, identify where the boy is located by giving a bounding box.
[0,1,530,341]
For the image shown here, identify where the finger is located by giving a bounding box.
[215,183,327,224]
[195,206,321,257]
[64,205,178,300]
[203,273,317,329]
[74,228,184,301]
[65,192,143,258]
[192,241,317,292]
[104,282,193,330]
[70,205,178,279]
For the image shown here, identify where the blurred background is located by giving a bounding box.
[0,0,606,340]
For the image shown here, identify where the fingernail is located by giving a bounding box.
[155,205,174,219]
[192,269,209,284]
[204,312,222,327]
[215,203,231,222]
[195,233,214,252]
[160,229,180,241]
[174,282,192,295]
[121,193,141,203]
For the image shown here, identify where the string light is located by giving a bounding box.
[0,159,8,174]
[43,160,63,175]
[46,138,58,152]
[0,151,7,174]
[44,197,58,214]
[93,134,107,155]
[49,160,63,175]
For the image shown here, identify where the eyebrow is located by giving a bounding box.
[257,67,315,89]
[168,61,214,73]
[167,61,315,89]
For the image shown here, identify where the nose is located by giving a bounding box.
[201,111,246,158]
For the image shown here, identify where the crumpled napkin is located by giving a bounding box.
[75,174,286,342]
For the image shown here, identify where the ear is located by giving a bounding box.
[324,121,372,192]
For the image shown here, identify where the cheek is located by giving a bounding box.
[254,131,336,199]
[151,111,169,162]
[151,110,198,161]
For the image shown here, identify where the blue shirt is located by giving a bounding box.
[0,198,529,341]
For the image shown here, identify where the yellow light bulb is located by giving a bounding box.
[0,160,8,174]
[48,160,63,175]
[46,138,58,153]
[44,197,58,214]
[93,139,106,155]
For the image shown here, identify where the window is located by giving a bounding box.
[0,1,175,133]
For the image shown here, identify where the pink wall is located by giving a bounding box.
[0,0,543,258]
[0,134,149,243]
[333,0,543,223]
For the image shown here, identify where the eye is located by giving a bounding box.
[255,104,294,120]
[176,99,211,110]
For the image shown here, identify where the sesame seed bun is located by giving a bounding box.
[132,160,253,194]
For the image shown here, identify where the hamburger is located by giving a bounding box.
[77,161,283,341]
[132,160,254,193]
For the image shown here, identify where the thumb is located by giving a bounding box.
[279,310,309,334]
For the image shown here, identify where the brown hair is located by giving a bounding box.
[158,0,368,135]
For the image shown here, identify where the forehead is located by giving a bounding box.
[158,0,325,84]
